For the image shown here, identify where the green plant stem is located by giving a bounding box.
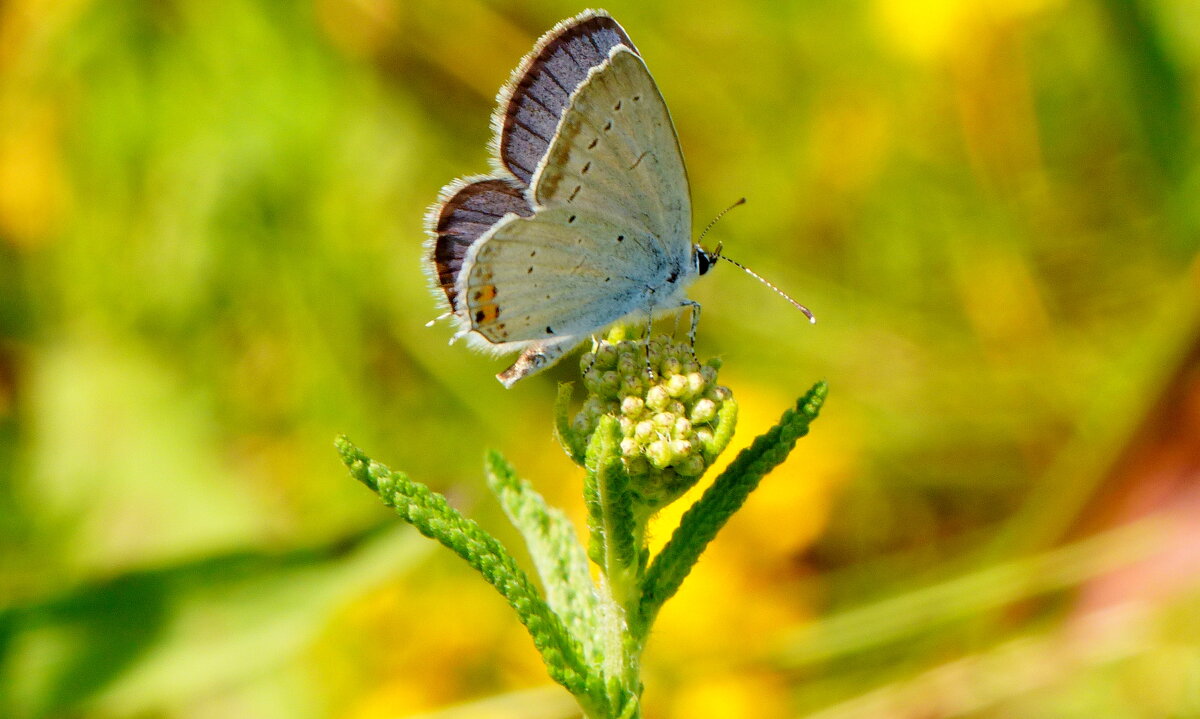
[597,576,639,718]
[635,381,827,643]
[337,380,825,719]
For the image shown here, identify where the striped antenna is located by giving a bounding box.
[699,198,816,323]
[712,238,817,324]
[697,197,746,247]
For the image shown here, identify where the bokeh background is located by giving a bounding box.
[2,0,1199,717]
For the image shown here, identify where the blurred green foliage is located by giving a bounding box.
[1,0,1198,717]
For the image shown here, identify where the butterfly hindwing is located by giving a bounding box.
[426,177,532,309]
[461,206,667,344]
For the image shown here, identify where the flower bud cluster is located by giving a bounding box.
[571,335,734,508]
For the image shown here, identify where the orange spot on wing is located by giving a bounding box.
[473,304,500,324]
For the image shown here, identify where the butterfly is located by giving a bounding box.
[425,10,810,387]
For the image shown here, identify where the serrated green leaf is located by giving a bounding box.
[702,400,738,462]
[583,418,638,587]
[485,450,602,666]
[336,437,595,700]
[553,382,586,464]
[636,382,827,636]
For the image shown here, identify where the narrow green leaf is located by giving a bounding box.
[583,417,638,586]
[702,400,739,462]
[636,382,827,634]
[336,437,592,698]
[485,450,602,666]
[553,382,586,464]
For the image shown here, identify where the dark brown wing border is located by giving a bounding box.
[489,10,636,186]
[426,177,532,309]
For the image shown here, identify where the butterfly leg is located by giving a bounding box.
[660,299,701,346]
[682,299,701,359]
[643,310,655,379]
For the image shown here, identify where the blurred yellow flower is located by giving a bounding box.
[0,105,69,248]
[666,671,790,719]
[872,0,1063,63]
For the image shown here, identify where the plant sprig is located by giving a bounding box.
[337,337,826,719]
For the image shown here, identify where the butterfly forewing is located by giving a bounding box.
[462,46,693,345]
[495,13,636,185]
[532,47,691,262]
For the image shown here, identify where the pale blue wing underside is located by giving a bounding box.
[533,47,691,264]
[461,46,694,346]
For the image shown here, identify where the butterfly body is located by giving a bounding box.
[426,10,707,386]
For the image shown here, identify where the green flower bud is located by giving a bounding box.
[600,371,621,397]
[665,373,689,398]
[626,455,650,477]
[675,455,706,478]
[646,440,673,469]
[582,397,605,418]
[593,343,619,370]
[646,385,670,411]
[646,337,667,365]
[560,334,738,509]
[706,385,732,403]
[673,417,692,436]
[619,375,644,397]
[573,414,592,436]
[621,396,645,417]
[617,352,639,378]
[690,398,717,424]
[583,368,605,394]
[652,412,675,431]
